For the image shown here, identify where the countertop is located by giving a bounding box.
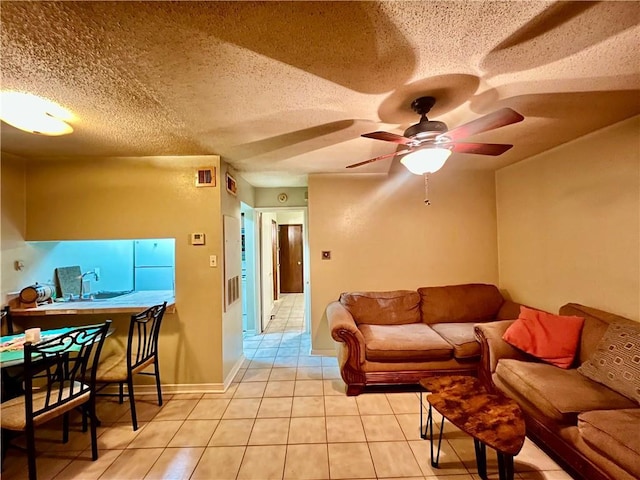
[10,290,176,316]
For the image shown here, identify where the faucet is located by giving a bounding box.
[79,270,99,298]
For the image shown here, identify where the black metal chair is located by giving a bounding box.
[0,321,111,480]
[95,302,167,430]
[1,305,14,336]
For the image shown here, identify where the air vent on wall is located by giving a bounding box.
[195,167,216,187]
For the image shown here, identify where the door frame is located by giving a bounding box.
[254,206,310,333]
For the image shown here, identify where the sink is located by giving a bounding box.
[63,290,133,302]
[91,290,133,300]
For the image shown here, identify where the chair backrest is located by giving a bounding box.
[127,302,167,370]
[1,305,14,335]
[23,320,111,420]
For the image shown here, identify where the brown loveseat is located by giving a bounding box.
[327,283,519,395]
[476,303,640,480]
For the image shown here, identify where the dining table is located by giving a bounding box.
[0,327,77,368]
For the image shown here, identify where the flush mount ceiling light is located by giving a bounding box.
[400,147,452,175]
[0,91,75,135]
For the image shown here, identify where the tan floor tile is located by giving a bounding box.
[242,368,272,382]
[37,426,92,452]
[321,356,339,366]
[361,414,406,441]
[328,442,376,479]
[169,392,204,400]
[284,443,330,480]
[53,449,123,480]
[187,398,231,419]
[128,420,183,448]
[515,438,564,472]
[368,441,423,478]
[222,398,261,419]
[324,395,359,416]
[518,471,574,480]
[272,356,299,368]
[204,383,238,399]
[237,445,287,480]
[294,380,324,396]
[296,366,323,380]
[132,397,165,422]
[408,439,468,476]
[297,356,322,367]
[356,393,393,414]
[291,396,325,417]
[323,379,347,396]
[99,447,164,479]
[258,396,294,418]
[386,392,420,414]
[269,367,297,381]
[144,447,204,479]
[97,422,142,449]
[1,450,80,480]
[322,366,341,379]
[326,415,366,443]
[190,446,245,480]
[248,417,290,445]
[234,381,267,398]
[288,416,327,443]
[208,419,255,446]
[168,419,219,447]
[153,399,199,420]
[264,380,295,397]
[396,412,425,441]
[95,398,130,423]
[248,358,275,369]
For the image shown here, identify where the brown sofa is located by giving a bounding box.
[327,283,519,395]
[475,303,640,480]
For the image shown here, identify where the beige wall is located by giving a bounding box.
[255,187,307,208]
[496,116,640,321]
[1,153,29,303]
[308,167,499,350]
[220,162,244,382]
[20,155,230,387]
[276,210,304,225]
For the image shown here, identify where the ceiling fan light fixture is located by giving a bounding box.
[400,147,452,175]
[0,91,75,136]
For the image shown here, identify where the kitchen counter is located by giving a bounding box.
[10,290,175,316]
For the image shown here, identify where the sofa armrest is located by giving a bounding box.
[475,320,527,390]
[326,301,366,365]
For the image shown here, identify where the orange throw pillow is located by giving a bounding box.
[502,306,585,369]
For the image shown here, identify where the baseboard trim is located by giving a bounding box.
[98,355,247,396]
[310,349,336,356]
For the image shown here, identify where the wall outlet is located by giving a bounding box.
[209,255,217,267]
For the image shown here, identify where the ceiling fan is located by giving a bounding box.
[348,96,524,175]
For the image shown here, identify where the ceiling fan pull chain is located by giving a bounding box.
[424,173,431,206]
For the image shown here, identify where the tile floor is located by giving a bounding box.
[1,293,573,480]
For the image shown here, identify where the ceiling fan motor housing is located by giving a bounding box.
[403,120,448,140]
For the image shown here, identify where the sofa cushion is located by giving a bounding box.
[430,323,480,359]
[495,359,636,423]
[502,306,584,369]
[578,322,640,404]
[359,323,453,362]
[578,409,640,479]
[560,303,636,364]
[418,284,504,324]
[339,290,421,325]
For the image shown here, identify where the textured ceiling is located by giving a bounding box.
[1,1,639,187]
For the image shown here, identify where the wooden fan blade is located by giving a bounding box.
[346,149,412,169]
[361,131,412,145]
[440,108,524,142]
[447,142,514,156]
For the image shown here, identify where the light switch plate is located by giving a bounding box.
[209,255,217,267]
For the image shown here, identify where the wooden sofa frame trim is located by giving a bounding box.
[475,327,615,480]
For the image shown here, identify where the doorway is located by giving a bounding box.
[279,224,303,293]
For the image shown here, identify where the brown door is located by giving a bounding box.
[279,224,303,293]
[271,220,278,301]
